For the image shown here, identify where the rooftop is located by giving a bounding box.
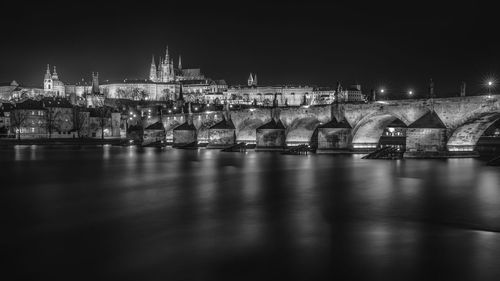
[173,121,196,131]
[257,118,286,130]
[210,117,235,130]
[317,117,352,129]
[145,121,165,131]
[408,110,446,129]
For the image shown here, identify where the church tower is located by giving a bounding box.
[247,73,254,86]
[149,55,157,81]
[44,64,53,91]
[178,55,182,70]
[429,78,435,98]
[52,66,59,80]
[92,72,100,94]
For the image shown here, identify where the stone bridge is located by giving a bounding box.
[160,95,500,151]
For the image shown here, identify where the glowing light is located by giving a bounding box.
[380,89,385,93]
[408,90,413,95]
[488,81,493,86]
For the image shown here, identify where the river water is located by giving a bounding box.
[1,146,500,281]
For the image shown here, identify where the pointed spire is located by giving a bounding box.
[44,64,51,80]
[149,55,157,81]
[178,54,182,69]
[165,45,170,62]
[253,74,257,86]
[247,73,254,86]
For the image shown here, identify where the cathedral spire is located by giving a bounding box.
[165,45,170,62]
[178,55,182,69]
[149,55,157,81]
[44,64,51,80]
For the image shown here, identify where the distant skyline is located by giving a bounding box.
[1,1,498,98]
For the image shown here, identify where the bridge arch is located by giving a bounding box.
[285,116,322,145]
[447,111,500,151]
[351,111,409,149]
[236,118,266,143]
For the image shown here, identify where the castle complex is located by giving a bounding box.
[0,44,366,106]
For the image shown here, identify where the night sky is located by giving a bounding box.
[1,1,498,98]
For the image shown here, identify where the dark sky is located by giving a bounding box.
[1,1,498,98]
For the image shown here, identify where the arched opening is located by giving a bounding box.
[447,112,500,152]
[476,119,500,155]
[285,117,321,146]
[352,113,407,151]
[378,118,407,151]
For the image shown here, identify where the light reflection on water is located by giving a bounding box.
[1,146,500,280]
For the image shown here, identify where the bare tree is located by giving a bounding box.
[10,110,28,140]
[97,107,110,140]
[45,108,60,138]
[73,107,88,138]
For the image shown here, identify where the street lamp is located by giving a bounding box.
[487,80,494,95]
[408,90,413,97]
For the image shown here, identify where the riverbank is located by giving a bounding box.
[0,138,123,146]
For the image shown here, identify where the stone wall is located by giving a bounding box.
[256,128,286,149]
[173,129,197,146]
[317,128,351,150]
[406,128,446,152]
[208,128,235,148]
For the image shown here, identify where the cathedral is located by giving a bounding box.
[149,46,204,83]
[43,64,65,96]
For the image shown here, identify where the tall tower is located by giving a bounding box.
[52,66,59,80]
[253,74,258,86]
[460,81,466,97]
[178,55,182,70]
[44,64,53,91]
[92,72,100,94]
[429,78,435,98]
[247,73,254,86]
[149,55,157,81]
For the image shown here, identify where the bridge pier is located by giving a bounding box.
[316,118,352,153]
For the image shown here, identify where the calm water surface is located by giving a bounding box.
[1,146,500,281]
